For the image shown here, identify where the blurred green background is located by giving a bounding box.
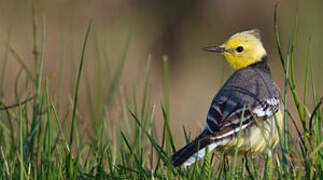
[0,0,322,142]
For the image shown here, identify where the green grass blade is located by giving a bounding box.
[120,86,131,135]
[274,4,285,67]
[28,11,46,165]
[140,55,152,120]
[106,32,131,106]
[230,105,245,180]
[303,39,311,117]
[67,20,92,178]
[282,37,290,178]
[69,20,92,147]
[18,102,24,179]
[161,106,176,153]
[162,56,169,115]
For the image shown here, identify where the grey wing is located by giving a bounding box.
[206,96,280,139]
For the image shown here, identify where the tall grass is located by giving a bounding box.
[0,6,322,179]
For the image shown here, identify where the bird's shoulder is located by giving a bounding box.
[217,57,280,102]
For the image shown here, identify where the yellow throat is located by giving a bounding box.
[204,29,267,71]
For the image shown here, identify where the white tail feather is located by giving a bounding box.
[183,139,229,167]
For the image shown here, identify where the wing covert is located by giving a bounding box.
[206,97,280,138]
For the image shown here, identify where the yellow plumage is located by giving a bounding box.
[220,29,267,70]
[219,109,283,155]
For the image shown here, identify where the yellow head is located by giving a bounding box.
[204,29,267,70]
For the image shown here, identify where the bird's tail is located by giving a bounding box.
[171,129,227,167]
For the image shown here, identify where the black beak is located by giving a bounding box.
[203,46,226,53]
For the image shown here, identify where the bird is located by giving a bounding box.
[171,29,283,167]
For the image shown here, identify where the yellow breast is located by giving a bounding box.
[219,109,283,155]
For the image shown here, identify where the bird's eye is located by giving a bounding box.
[236,46,244,53]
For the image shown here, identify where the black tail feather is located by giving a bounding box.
[171,129,212,167]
